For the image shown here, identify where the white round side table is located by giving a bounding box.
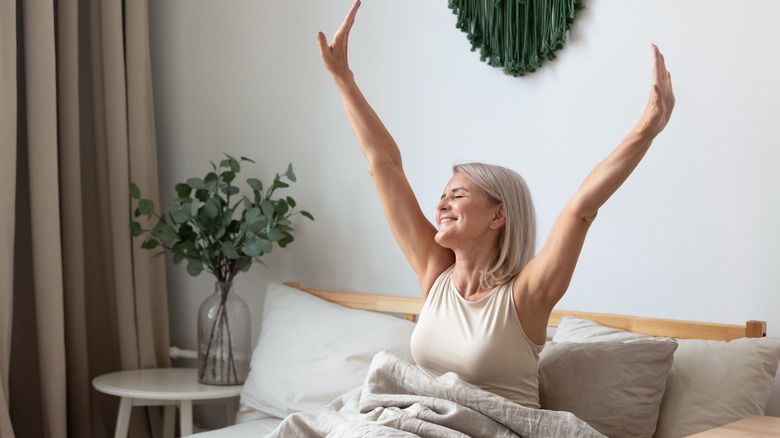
[92,368,243,438]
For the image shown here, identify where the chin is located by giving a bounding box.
[434,231,454,249]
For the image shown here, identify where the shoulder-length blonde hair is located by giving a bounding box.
[453,163,536,288]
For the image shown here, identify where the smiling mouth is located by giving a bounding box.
[439,218,456,225]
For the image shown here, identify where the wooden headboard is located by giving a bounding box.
[284,282,767,341]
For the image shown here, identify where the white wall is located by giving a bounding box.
[149,0,780,420]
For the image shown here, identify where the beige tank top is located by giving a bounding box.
[410,265,543,408]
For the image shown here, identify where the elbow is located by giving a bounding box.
[367,155,403,178]
[568,196,599,225]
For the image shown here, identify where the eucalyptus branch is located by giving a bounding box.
[130,156,314,281]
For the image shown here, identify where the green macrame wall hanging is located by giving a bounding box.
[449,0,584,77]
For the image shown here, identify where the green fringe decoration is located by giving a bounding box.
[448,0,584,77]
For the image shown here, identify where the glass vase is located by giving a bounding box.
[197,281,250,385]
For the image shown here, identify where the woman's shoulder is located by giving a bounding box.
[420,262,455,300]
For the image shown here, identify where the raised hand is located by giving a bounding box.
[636,44,676,138]
[317,0,361,77]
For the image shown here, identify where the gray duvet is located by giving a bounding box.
[265,351,604,437]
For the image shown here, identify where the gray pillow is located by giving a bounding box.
[539,339,678,438]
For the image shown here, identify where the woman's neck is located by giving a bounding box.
[451,247,495,300]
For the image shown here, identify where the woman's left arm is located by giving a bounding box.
[521,44,675,311]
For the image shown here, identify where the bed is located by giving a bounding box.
[188,281,780,438]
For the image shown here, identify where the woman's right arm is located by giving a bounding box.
[318,1,454,296]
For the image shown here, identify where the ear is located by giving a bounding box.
[489,203,506,230]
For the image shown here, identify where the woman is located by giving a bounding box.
[317,0,674,409]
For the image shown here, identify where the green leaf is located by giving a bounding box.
[285,163,296,182]
[223,154,240,172]
[246,178,263,192]
[173,252,185,264]
[220,211,234,227]
[187,178,204,190]
[195,189,209,202]
[138,199,155,216]
[267,228,286,242]
[172,210,190,224]
[260,200,275,217]
[129,221,143,236]
[237,257,252,272]
[220,186,240,196]
[222,241,240,259]
[240,156,256,163]
[175,183,192,199]
[286,196,296,208]
[130,183,141,199]
[163,200,180,215]
[242,196,253,211]
[278,232,294,248]
[141,238,159,250]
[186,258,203,276]
[161,225,177,245]
[204,172,219,191]
[248,218,269,235]
[179,223,197,240]
[241,238,262,257]
[203,198,220,219]
[300,210,314,221]
[258,238,273,254]
[173,240,194,251]
[190,200,199,217]
[221,171,236,184]
[210,160,217,171]
[275,199,289,216]
[150,221,164,238]
[245,207,262,224]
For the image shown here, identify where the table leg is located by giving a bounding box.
[162,405,175,438]
[224,397,238,425]
[114,397,132,438]
[180,399,193,437]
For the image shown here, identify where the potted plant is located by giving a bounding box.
[130,154,313,384]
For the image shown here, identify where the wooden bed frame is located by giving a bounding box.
[284,282,767,341]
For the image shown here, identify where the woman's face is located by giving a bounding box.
[434,173,503,249]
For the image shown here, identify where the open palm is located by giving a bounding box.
[317,0,361,76]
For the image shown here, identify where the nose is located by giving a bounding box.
[436,198,449,212]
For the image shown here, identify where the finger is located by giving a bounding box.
[317,32,329,54]
[659,52,667,82]
[342,0,361,35]
[651,44,665,85]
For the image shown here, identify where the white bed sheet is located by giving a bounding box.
[186,417,283,438]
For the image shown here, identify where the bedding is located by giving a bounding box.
[267,350,605,437]
[187,284,777,438]
[553,316,780,438]
[237,282,416,422]
[186,418,283,438]
[538,340,677,438]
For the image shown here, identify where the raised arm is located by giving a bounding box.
[521,45,675,311]
[318,1,454,295]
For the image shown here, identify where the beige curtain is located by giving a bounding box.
[0,0,170,437]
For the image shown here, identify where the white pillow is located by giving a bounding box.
[237,282,416,421]
[553,316,780,438]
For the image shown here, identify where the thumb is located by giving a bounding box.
[317,32,329,52]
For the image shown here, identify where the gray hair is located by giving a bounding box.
[453,163,537,288]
